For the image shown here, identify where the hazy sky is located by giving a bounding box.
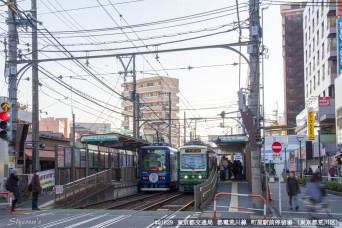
[0,0,292,138]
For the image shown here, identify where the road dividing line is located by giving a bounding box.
[229,181,238,212]
[64,214,108,228]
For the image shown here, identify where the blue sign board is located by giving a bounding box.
[337,18,342,75]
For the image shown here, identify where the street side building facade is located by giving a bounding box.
[281,3,306,135]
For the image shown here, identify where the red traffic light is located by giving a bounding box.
[0,111,9,121]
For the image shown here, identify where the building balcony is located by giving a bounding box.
[327,0,337,16]
[328,66,337,77]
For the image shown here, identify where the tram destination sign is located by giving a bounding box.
[82,134,118,142]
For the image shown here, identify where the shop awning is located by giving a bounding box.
[24,149,55,161]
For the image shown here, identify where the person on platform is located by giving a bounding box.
[219,156,228,181]
[31,170,42,210]
[303,168,308,176]
[286,171,300,211]
[5,169,20,212]
[308,167,313,175]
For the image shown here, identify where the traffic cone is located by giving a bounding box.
[268,185,272,201]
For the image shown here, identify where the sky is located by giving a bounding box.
[0,0,293,140]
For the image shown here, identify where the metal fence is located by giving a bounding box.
[303,175,342,183]
[194,168,218,210]
[54,169,112,206]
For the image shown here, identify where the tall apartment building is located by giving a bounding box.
[281,3,306,135]
[121,76,180,147]
[296,2,337,162]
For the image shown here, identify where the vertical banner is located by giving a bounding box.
[337,17,342,75]
[289,151,296,171]
[307,110,315,140]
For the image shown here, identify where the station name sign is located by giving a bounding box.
[209,136,248,143]
[81,134,119,142]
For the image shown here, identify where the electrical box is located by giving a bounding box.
[252,26,259,36]
[247,44,255,54]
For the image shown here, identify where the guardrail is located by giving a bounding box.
[213,192,267,219]
[54,169,112,206]
[0,192,13,215]
[194,168,218,210]
[303,175,342,183]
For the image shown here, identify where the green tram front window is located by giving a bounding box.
[181,153,206,170]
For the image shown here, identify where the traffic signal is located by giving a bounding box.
[0,102,11,141]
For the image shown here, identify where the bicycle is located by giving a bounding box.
[301,196,332,218]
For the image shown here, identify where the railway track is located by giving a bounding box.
[112,192,184,210]
[150,193,194,211]
[78,191,194,212]
[76,192,164,210]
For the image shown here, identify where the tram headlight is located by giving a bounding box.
[198,175,202,179]
[184,175,188,179]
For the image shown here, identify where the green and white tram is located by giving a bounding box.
[178,142,217,192]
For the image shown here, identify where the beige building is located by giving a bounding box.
[121,76,180,147]
[39,117,70,138]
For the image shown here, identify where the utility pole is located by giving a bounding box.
[247,0,262,207]
[118,55,137,138]
[168,92,171,146]
[31,0,40,172]
[135,93,140,138]
[183,112,186,145]
[7,0,18,169]
[71,113,75,181]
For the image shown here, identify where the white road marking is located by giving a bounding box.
[64,214,108,228]
[229,181,238,212]
[34,212,96,228]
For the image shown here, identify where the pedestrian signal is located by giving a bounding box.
[0,102,11,141]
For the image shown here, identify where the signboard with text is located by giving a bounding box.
[337,17,342,75]
[307,110,315,140]
[318,97,330,106]
[338,0,342,17]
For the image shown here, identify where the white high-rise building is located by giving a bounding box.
[296,2,337,165]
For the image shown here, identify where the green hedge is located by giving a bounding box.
[323,181,342,192]
[297,177,309,185]
[297,177,342,192]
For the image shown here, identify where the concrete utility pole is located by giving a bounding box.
[71,113,76,181]
[183,112,186,145]
[247,0,263,207]
[31,0,40,172]
[7,0,18,168]
[168,92,171,146]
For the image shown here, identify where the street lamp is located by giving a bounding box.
[318,129,322,173]
[297,136,304,177]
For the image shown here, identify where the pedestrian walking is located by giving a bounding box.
[5,169,20,212]
[232,160,239,180]
[329,166,337,181]
[304,172,325,204]
[286,171,300,210]
[31,170,42,210]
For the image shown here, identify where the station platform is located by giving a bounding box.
[201,180,267,219]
